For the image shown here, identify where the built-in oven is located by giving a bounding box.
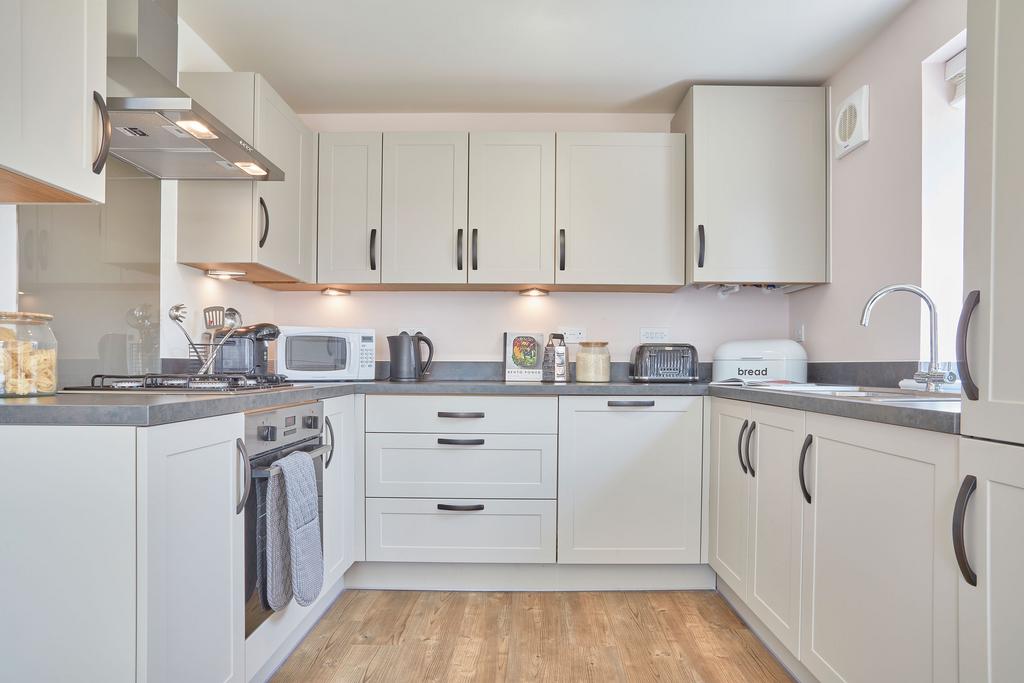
[240,400,333,637]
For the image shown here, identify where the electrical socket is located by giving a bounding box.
[558,327,586,343]
[640,327,670,343]
[398,326,428,337]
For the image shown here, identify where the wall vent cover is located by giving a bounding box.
[834,85,869,159]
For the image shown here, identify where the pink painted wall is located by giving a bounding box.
[788,0,967,362]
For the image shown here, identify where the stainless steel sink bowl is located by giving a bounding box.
[809,388,960,403]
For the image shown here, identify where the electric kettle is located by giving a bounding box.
[387,331,434,382]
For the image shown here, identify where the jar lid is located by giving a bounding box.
[579,341,608,347]
[0,311,53,323]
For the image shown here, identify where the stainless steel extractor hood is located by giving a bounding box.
[105,0,283,181]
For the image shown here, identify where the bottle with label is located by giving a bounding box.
[541,333,567,383]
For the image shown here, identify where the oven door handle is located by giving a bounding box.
[250,443,331,479]
[236,438,252,515]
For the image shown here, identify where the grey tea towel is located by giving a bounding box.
[262,465,293,611]
[273,451,324,607]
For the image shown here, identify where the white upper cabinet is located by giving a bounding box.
[0,0,107,203]
[468,132,555,284]
[555,132,686,286]
[317,133,383,284]
[177,73,316,283]
[558,396,703,564]
[960,0,1024,443]
[799,414,957,683]
[381,132,469,284]
[677,86,827,285]
[958,437,1024,683]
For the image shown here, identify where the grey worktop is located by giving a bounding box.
[0,380,960,434]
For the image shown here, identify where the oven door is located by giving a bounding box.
[244,438,330,638]
[276,332,356,381]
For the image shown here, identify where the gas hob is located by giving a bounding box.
[62,373,294,394]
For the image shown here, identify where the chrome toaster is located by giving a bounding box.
[630,343,700,383]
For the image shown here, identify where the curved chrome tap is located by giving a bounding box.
[860,284,955,391]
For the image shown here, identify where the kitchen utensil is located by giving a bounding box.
[168,304,203,361]
[198,309,242,374]
[542,334,567,383]
[387,331,433,382]
[225,307,242,327]
[630,343,700,383]
[203,306,225,331]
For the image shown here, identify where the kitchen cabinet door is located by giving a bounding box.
[468,132,555,284]
[708,398,752,596]
[137,413,246,683]
[558,396,703,564]
[0,0,107,203]
[679,86,827,285]
[960,0,1024,444]
[0,426,136,682]
[555,133,686,286]
[177,73,316,283]
[382,132,468,284]
[317,133,383,284]
[322,395,360,583]
[799,414,957,683]
[745,404,805,657]
[957,437,1024,683]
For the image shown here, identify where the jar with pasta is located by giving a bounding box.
[0,312,58,397]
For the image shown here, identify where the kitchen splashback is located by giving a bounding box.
[17,162,162,389]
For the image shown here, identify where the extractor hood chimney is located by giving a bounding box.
[106,0,283,180]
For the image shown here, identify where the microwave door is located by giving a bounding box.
[284,334,353,379]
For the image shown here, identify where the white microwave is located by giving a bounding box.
[273,327,376,381]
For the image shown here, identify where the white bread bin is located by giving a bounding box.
[712,339,808,383]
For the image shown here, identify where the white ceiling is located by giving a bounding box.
[179,0,913,114]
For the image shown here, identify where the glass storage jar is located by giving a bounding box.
[575,341,611,383]
[0,312,58,397]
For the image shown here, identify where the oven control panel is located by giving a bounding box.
[244,401,324,457]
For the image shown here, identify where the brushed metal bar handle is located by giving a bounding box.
[956,290,981,401]
[324,415,336,469]
[559,229,566,271]
[737,419,749,475]
[471,228,479,270]
[437,503,485,512]
[437,411,485,418]
[799,434,813,504]
[92,91,111,174]
[457,228,464,270]
[369,228,378,270]
[952,474,978,586]
[258,197,270,248]
[697,224,706,268]
[607,400,656,407]
[745,421,757,477]
[437,438,485,446]
[236,438,251,515]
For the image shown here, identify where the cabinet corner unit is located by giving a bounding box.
[177,72,317,284]
[675,85,828,286]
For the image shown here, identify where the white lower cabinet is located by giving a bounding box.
[322,395,360,582]
[137,413,246,683]
[709,399,805,657]
[800,413,958,683]
[958,436,1024,683]
[366,498,556,563]
[557,396,703,564]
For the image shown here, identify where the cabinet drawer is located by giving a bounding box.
[365,498,556,563]
[366,433,557,499]
[366,395,557,434]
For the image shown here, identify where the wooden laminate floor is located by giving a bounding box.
[272,590,793,682]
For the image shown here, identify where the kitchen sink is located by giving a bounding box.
[809,388,960,403]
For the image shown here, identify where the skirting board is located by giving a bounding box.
[717,579,818,683]
[344,562,716,591]
[247,576,346,683]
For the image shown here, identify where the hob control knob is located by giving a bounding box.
[257,425,278,442]
[303,416,320,430]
